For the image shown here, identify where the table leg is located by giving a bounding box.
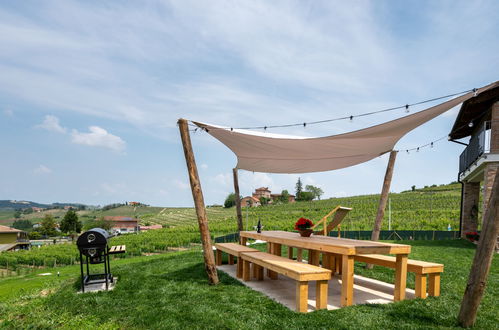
[242,259,251,281]
[341,255,354,307]
[308,250,320,266]
[266,243,273,278]
[236,258,243,278]
[287,246,293,259]
[297,248,303,262]
[215,249,222,266]
[270,243,281,279]
[394,254,408,301]
[240,237,247,246]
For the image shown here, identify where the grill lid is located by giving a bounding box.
[77,228,110,249]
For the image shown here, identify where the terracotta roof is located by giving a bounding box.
[0,225,23,233]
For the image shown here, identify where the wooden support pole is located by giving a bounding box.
[233,168,244,232]
[458,170,499,327]
[178,119,219,285]
[371,150,398,241]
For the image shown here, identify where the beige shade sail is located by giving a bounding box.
[193,82,498,174]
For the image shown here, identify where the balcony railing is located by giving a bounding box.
[459,121,491,174]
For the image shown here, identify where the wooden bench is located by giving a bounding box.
[214,243,260,278]
[355,254,443,298]
[108,245,126,254]
[240,251,331,313]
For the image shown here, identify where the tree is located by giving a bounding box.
[84,217,112,231]
[14,210,21,219]
[295,178,303,200]
[40,214,57,237]
[259,197,269,206]
[305,185,324,200]
[60,209,82,234]
[411,185,416,192]
[224,193,238,208]
[299,191,315,201]
[279,190,290,203]
[12,219,32,231]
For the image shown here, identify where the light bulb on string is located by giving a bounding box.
[468,122,474,128]
[405,104,409,113]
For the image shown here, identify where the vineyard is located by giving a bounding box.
[0,183,474,270]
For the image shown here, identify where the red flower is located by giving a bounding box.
[294,217,314,230]
[465,231,480,242]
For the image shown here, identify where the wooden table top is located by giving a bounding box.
[240,231,411,255]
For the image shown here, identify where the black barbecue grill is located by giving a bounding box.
[77,228,126,292]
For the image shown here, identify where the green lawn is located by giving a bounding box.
[0,240,497,329]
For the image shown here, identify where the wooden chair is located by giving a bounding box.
[312,206,352,237]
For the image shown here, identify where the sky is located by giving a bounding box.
[0,0,498,207]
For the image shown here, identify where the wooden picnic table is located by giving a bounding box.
[240,231,411,307]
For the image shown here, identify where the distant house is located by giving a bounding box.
[240,196,261,208]
[103,216,139,234]
[0,225,29,252]
[270,193,296,203]
[31,207,44,212]
[64,205,73,210]
[140,224,163,231]
[129,201,141,206]
[253,187,271,199]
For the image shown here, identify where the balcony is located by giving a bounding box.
[459,121,491,176]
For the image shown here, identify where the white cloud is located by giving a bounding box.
[200,163,208,170]
[211,173,232,187]
[33,165,52,174]
[3,108,13,117]
[174,179,189,190]
[36,115,67,133]
[71,126,126,152]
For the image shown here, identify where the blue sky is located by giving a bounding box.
[1,0,498,207]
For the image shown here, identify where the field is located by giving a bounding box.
[0,240,497,329]
[0,183,473,269]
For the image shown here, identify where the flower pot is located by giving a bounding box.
[298,229,313,237]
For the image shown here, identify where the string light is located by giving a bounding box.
[188,88,474,131]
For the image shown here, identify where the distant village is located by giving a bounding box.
[241,187,296,207]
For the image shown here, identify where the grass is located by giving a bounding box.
[0,240,497,329]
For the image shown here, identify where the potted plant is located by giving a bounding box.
[294,217,314,237]
[465,231,480,243]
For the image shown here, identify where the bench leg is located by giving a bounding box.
[287,246,293,259]
[240,237,247,246]
[242,259,251,281]
[341,255,354,307]
[296,281,309,313]
[415,274,427,299]
[428,273,441,297]
[236,258,243,278]
[316,280,328,310]
[228,254,234,265]
[296,248,303,262]
[252,262,258,279]
[216,249,222,266]
[394,254,408,301]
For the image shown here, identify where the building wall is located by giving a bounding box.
[461,182,480,237]
[0,233,18,244]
